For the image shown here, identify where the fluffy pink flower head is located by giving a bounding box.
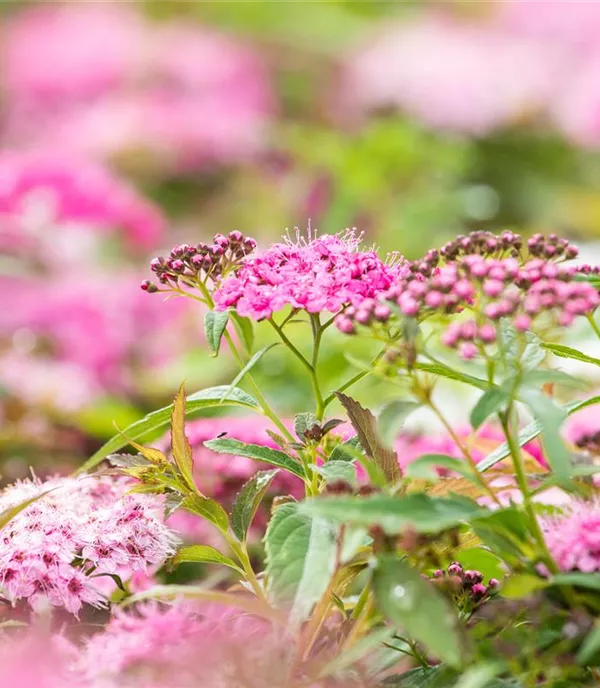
[0,151,165,255]
[213,227,407,320]
[541,498,600,573]
[0,474,178,615]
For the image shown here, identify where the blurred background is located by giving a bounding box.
[2,0,600,481]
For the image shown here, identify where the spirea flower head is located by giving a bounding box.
[211,227,407,320]
[0,475,178,615]
[337,231,600,359]
[541,498,600,573]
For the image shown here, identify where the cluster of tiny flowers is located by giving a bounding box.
[430,562,499,606]
[336,232,599,358]
[211,228,406,320]
[0,475,178,615]
[541,498,600,573]
[141,231,256,294]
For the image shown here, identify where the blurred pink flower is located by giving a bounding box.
[0,6,273,172]
[0,151,165,253]
[343,12,561,135]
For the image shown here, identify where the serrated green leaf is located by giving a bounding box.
[470,388,509,430]
[414,361,488,391]
[264,502,337,625]
[171,383,196,490]
[312,461,357,486]
[204,310,229,357]
[302,493,484,535]
[221,344,280,404]
[405,454,474,481]
[231,469,279,541]
[78,386,260,473]
[294,412,319,441]
[230,311,254,355]
[329,435,361,462]
[171,545,242,573]
[337,393,400,483]
[478,396,600,473]
[542,342,600,368]
[203,438,306,479]
[182,493,229,533]
[373,555,466,668]
[377,399,420,449]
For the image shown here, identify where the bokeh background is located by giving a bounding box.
[3,0,600,480]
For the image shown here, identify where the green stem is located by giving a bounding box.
[322,346,387,410]
[269,318,325,419]
[227,536,268,602]
[500,409,558,574]
[428,398,502,507]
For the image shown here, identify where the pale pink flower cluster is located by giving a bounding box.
[541,498,600,573]
[0,3,273,171]
[343,1,600,146]
[213,229,406,320]
[0,475,178,615]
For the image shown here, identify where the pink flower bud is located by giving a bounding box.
[335,316,355,335]
[471,583,488,601]
[399,295,420,317]
[425,290,443,308]
[513,314,531,332]
[373,304,391,322]
[459,342,478,359]
[453,279,474,299]
[483,279,504,298]
[478,324,496,343]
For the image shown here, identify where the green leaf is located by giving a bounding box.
[294,412,319,441]
[405,454,474,481]
[337,393,400,483]
[373,555,466,668]
[549,572,600,592]
[542,342,600,368]
[203,438,306,479]
[377,399,420,449]
[231,469,279,541]
[500,574,548,599]
[471,508,531,562]
[499,323,544,372]
[79,386,261,473]
[221,344,280,404]
[264,502,337,625]
[182,493,229,533]
[577,623,600,665]
[519,369,588,390]
[171,383,196,491]
[520,390,572,480]
[414,361,488,391]
[478,395,600,472]
[381,666,456,687]
[302,493,484,535]
[204,310,229,357]
[171,545,243,573]
[312,461,357,486]
[453,663,504,688]
[470,388,509,430]
[455,548,505,581]
[230,311,254,355]
[329,435,361,462]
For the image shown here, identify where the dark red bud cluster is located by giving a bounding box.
[527,233,578,260]
[430,561,500,604]
[141,231,257,293]
[438,230,523,264]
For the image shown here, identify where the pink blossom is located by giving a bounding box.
[342,12,559,135]
[213,229,406,320]
[541,498,600,572]
[0,151,165,252]
[0,475,178,614]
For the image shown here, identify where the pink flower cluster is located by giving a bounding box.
[541,498,600,573]
[213,228,406,320]
[336,232,600,359]
[0,475,178,615]
[342,1,600,145]
[0,4,273,171]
